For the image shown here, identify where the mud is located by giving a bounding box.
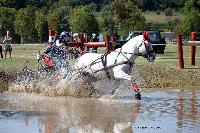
[0,71,17,92]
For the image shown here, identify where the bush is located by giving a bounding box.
[165,8,173,16]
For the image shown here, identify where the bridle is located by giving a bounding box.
[141,40,156,62]
[115,39,152,56]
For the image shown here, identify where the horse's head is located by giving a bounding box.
[138,32,156,62]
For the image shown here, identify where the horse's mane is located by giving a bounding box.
[113,35,143,53]
[121,35,143,52]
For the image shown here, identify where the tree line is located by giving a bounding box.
[0,0,200,43]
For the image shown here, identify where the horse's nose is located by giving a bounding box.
[149,52,156,62]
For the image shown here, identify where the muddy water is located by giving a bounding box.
[0,88,200,133]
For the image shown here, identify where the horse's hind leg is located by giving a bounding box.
[110,79,121,95]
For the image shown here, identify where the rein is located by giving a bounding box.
[73,38,149,78]
[112,39,146,65]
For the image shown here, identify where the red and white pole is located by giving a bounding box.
[79,34,84,56]
[191,32,196,65]
[111,35,117,51]
[48,30,55,47]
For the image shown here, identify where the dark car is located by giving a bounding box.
[115,31,166,54]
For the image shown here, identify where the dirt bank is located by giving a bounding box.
[135,64,200,89]
[0,71,17,92]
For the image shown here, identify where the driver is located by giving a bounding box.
[44,31,70,69]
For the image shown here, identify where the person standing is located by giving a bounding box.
[36,51,41,63]
[0,44,3,59]
[3,31,12,60]
[91,33,99,53]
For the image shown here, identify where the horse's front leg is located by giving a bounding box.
[111,66,131,97]
[113,66,141,100]
[113,66,132,81]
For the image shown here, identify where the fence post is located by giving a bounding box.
[85,35,90,53]
[177,34,184,69]
[79,34,84,56]
[48,30,55,47]
[111,35,117,51]
[105,35,110,52]
[191,32,196,65]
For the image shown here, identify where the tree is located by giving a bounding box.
[35,10,48,42]
[57,6,71,33]
[47,10,61,31]
[0,7,16,37]
[47,6,71,34]
[14,6,38,43]
[112,0,146,36]
[0,0,27,9]
[177,0,200,36]
[69,6,100,35]
[99,4,116,35]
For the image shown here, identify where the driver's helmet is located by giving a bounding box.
[60,31,69,38]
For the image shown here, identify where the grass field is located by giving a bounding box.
[0,44,47,71]
[136,44,200,68]
[1,43,200,72]
[143,11,182,24]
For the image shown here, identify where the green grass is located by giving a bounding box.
[0,44,47,71]
[1,44,200,72]
[136,44,200,69]
[143,11,183,24]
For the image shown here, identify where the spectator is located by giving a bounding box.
[73,33,80,42]
[3,31,12,60]
[36,51,41,63]
[0,44,3,59]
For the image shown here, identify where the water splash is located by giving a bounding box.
[8,65,146,98]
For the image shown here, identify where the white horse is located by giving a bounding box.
[74,34,156,99]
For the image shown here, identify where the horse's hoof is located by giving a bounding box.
[135,93,141,100]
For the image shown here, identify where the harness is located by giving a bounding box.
[101,51,111,79]
[74,39,152,79]
[97,41,145,78]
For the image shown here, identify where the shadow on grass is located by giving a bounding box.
[164,51,178,54]
[157,57,178,59]
[184,67,200,70]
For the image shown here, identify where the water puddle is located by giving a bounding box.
[0,88,199,133]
